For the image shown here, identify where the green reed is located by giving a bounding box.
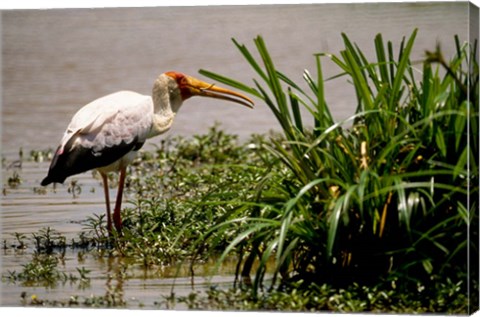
[199,30,479,301]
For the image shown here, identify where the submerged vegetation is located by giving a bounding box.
[2,30,478,313]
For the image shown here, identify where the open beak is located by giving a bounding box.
[167,72,254,109]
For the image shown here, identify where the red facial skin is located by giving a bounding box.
[165,71,193,100]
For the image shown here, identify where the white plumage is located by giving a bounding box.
[58,91,153,170]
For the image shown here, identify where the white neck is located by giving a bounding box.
[149,74,183,137]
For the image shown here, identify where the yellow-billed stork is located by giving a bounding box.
[41,71,253,235]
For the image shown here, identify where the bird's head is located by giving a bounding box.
[156,71,254,112]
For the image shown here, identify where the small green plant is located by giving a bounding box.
[13,232,27,250]
[32,227,66,253]
[67,179,82,198]
[82,213,110,246]
[7,171,22,188]
[29,149,53,163]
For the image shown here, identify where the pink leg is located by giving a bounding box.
[113,167,127,233]
[100,172,113,235]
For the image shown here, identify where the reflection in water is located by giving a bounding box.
[105,256,125,307]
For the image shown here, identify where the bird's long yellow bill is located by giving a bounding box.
[167,71,254,108]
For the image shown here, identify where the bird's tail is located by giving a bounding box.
[40,177,51,186]
[40,174,65,186]
[40,145,68,186]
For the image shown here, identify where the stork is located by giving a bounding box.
[41,71,253,235]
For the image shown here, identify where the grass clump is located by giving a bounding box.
[198,29,478,312]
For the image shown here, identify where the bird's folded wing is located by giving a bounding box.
[41,91,154,185]
[60,91,153,153]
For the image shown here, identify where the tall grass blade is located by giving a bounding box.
[198,69,261,98]
[389,29,418,111]
[375,33,390,85]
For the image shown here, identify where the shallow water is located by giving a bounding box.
[1,157,245,308]
[0,2,471,308]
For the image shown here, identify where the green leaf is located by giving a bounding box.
[422,259,433,274]
[375,33,390,85]
[326,185,356,260]
[435,128,447,157]
[288,87,303,133]
[389,29,417,111]
[341,48,374,111]
[198,69,261,98]
[232,38,268,83]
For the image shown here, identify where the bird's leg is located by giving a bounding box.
[100,172,113,236]
[113,167,127,233]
